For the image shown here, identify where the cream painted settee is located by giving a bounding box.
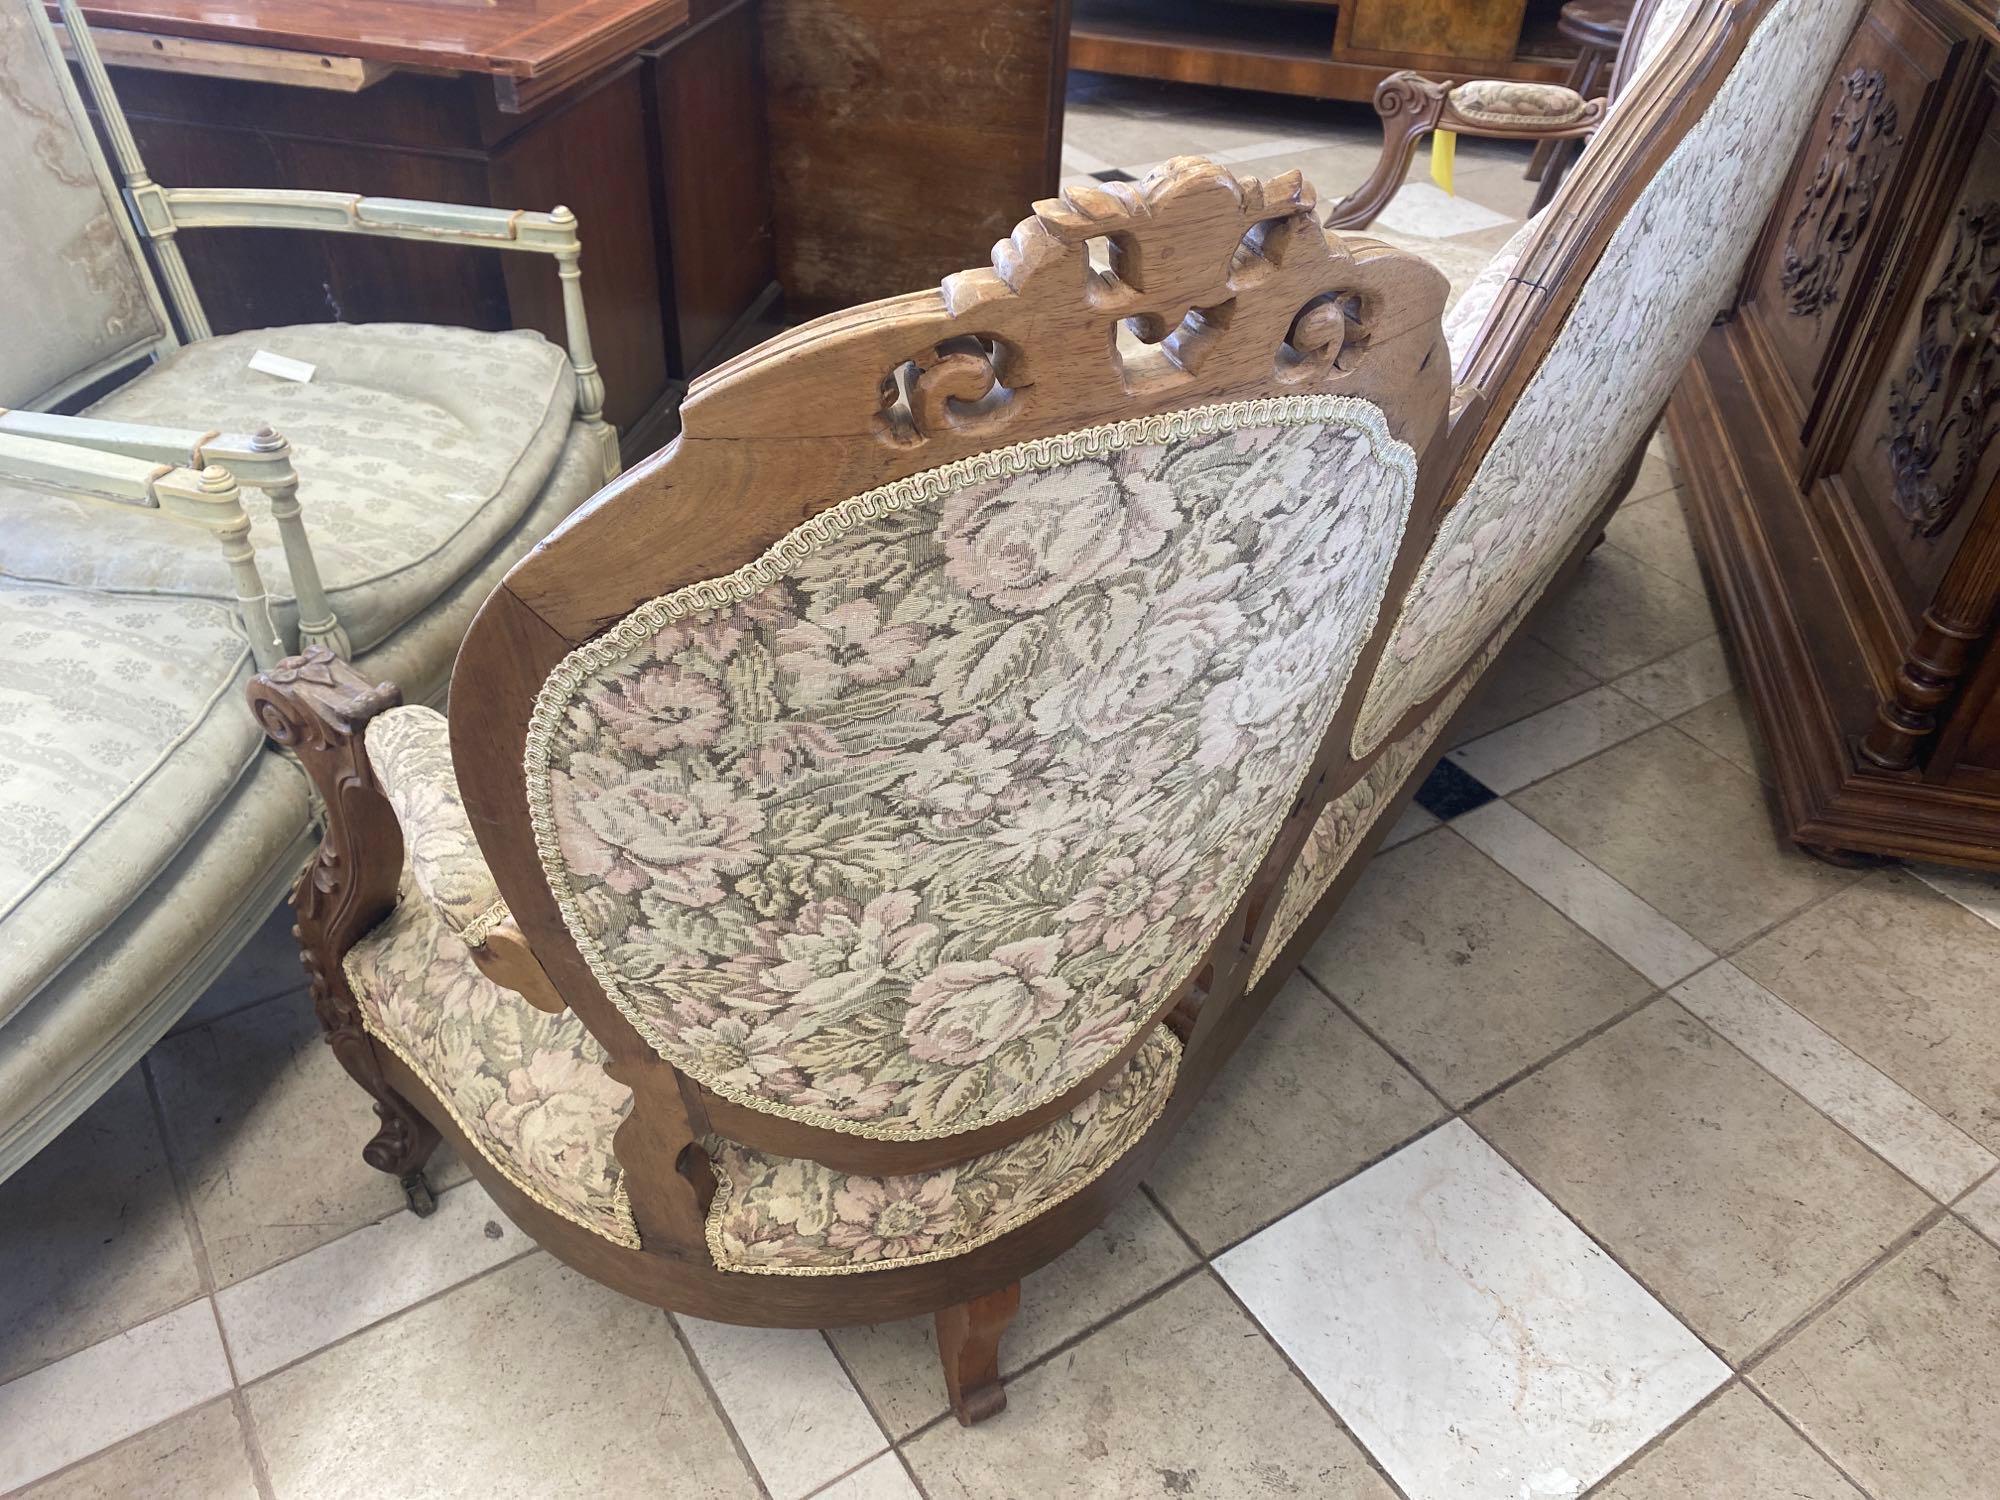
[0,0,619,1178]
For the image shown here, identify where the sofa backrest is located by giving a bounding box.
[1350,0,1870,759]
[454,158,1453,1169]
[0,0,173,407]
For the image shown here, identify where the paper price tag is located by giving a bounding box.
[249,349,316,383]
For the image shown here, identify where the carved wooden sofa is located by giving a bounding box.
[0,0,618,1178]
[250,0,1866,1423]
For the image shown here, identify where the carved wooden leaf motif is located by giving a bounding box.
[872,157,1440,445]
[1781,67,1902,323]
[1884,200,2000,538]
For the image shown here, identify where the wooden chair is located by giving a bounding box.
[250,0,1869,1424]
[1525,0,1636,212]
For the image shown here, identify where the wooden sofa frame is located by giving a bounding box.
[249,0,1779,1425]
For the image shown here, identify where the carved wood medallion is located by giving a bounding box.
[1780,67,1902,322]
[1883,200,2000,538]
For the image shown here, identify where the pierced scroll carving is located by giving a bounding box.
[869,157,1447,449]
[1883,200,2000,538]
[1781,67,1903,322]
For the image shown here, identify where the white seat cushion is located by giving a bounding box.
[0,582,261,1024]
[0,322,577,653]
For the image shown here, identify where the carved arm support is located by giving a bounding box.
[3,409,347,656]
[121,185,618,482]
[1326,74,1609,230]
[0,429,284,667]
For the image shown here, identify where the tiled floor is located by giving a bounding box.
[7,78,2000,1500]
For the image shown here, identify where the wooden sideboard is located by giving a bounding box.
[1070,0,1576,103]
[1670,0,2000,869]
[61,0,774,460]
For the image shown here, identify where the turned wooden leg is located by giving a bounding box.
[936,1282,1021,1426]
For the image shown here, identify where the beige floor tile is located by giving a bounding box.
[1594,1385,1862,1499]
[1610,635,1732,720]
[16,1398,260,1500]
[830,1192,1197,1436]
[1146,974,1443,1250]
[1624,447,1680,506]
[1453,160,1539,219]
[1448,684,1659,795]
[247,1253,756,1500]
[1756,1219,2000,1499]
[1960,1171,2000,1246]
[1229,141,1385,203]
[1473,1000,1930,1361]
[1305,832,1652,1105]
[813,1453,922,1500]
[1735,870,2000,1153]
[1603,490,1707,595]
[1447,635,1600,748]
[0,1072,200,1385]
[171,899,308,1034]
[1672,686,1775,785]
[901,1273,1396,1500]
[1528,543,1719,680]
[1512,726,1853,950]
[148,995,466,1288]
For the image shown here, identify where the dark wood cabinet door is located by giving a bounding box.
[1734,0,1963,438]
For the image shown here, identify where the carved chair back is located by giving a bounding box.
[0,0,184,407]
[448,161,1454,1240]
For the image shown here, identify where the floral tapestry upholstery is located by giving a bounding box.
[0,324,577,654]
[528,397,1415,1143]
[345,868,640,1247]
[0,583,260,1025]
[1628,0,1710,88]
[1250,605,1527,986]
[344,866,1181,1272]
[1442,212,1546,375]
[1449,80,1592,128]
[364,706,508,945]
[1350,0,1868,757]
[707,1029,1178,1275]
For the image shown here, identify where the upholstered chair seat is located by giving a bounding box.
[340,767,1181,1273]
[0,324,594,655]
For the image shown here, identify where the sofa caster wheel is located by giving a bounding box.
[402,1171,438,1217]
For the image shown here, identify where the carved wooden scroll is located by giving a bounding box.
[1780,66,1902,322]
[1883,200,2000,539]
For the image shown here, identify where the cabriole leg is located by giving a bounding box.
[935,1282,1021,1426]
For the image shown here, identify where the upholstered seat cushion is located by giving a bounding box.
[342,868,1180,1272]
[0,323,577,654]
[0,582,261,1025]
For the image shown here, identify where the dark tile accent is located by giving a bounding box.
[1091,168,1137,182]
[1413,759,1499,821]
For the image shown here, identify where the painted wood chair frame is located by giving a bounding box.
[249,0,1858,1427]
[6,0,617,660]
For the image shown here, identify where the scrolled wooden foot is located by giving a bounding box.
[936,1282,1020,1426]
[1797,841,1898,871]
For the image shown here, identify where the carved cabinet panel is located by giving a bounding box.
[1669,0,2000,870]
[1737,0,1959,427]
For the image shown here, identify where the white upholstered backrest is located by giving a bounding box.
[0,0,171,407]
[1352,0,1869,755]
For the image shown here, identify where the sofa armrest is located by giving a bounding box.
[0,429,285,666]
[362,706,508,944]
[1325,73,1608,230]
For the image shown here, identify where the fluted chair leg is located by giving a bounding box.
[936,1282,1021,1426]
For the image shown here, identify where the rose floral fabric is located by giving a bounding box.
[1351,0,1868,756]
[344,870,641,1246]
[529,399,1415,1142]
[364,706,508,944]
[1251,605,1526,985]
[344,864,1182,1271]
[1442,212,1547,376]
[1449,80,1592,127]
[707,1029,1178,1274]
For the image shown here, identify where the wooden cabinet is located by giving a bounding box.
[1070,0,1576,105]
[1670,0,2000,868]
[68,0,776,461]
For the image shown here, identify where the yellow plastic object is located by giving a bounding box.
[1430,129,1457,195]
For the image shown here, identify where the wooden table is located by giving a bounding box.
[61,0,780,460]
